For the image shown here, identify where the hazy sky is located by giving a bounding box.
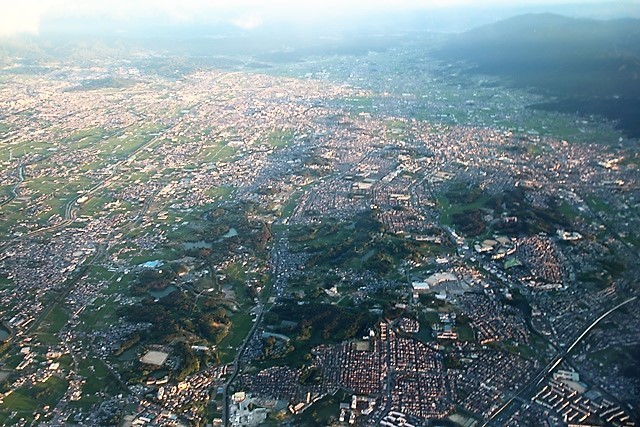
[1,0,637,36]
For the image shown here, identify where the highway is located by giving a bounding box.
[221,303,265,426]
[483,295,638,426]
[222,230,281,427]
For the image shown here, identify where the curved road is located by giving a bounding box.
[0,162,24,207]
[222,233,282,427]
[483,295,638,426]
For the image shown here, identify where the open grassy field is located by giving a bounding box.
[62,127,110,150]
[266,128,294,148]
[295,389,350,425]
[0,376,68,422]
[201,142,237,163]
[34,306,69,345]
[218,313,254,365]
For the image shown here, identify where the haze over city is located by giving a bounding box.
[0,1,639,426]
[2,0,640,36]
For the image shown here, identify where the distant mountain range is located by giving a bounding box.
[435,13,640,139]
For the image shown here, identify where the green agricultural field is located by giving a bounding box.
[0,376,68,417]
[266,128,294,148]
[11,141,54,160]
[100,273,135,296]
[0,184,13,201]
[437,193,490,229]
[62,127,110,150]
[344,96,375,112]
[202,142,237,163]
[622,233,640,250]
[218,313,254,364]
[77,357,123,397]
[86,266,115,282]
[25,174,94,204]
[0,203,28,236]
[57,354,74,371]
[585,195,614,215]
[229,280,250,309]
[96,130,158,160]
[0,275,13,290]
[34,306,69,344]
[128,247,181,265]
[557,201,580,221]
[206,186,234,200]
[224,263,252,306]
[20,176,65,196]
[77,159,110,173]
[77,297,119,330]
[504,342,537,359]
[280,191,302,219]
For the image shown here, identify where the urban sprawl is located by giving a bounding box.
[0,54,639,427]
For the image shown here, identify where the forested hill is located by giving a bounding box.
[434,13,640,138]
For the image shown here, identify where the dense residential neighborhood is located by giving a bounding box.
[0,24,639,427]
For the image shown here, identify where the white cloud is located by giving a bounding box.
[0,1,48,36]
[0,0,631,37]
[231,14,263,30]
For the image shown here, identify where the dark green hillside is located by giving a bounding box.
[435,14,640,138]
